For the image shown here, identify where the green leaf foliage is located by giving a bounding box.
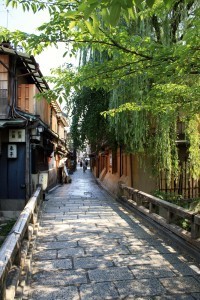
[2,0,200,182]
[70,87,116,151]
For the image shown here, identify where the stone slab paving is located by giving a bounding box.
[25,168,200,300]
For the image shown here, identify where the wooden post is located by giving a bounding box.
[166,210,174,224]
[191,215,200,239]
[149,202,157,214]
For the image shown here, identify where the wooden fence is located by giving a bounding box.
[0,185,43,300]
[159,161,200,199]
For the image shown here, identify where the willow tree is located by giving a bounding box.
[1,0,200,181]
[70,86,116,152]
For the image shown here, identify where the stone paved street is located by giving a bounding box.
[26,167,200,300]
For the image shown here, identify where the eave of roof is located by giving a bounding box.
[0,119,26,128]
[0,45,49,92]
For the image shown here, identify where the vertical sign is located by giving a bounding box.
[8,144,17,158]
[39,172,48,190]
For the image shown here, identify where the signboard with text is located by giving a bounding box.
[8,144,17,158]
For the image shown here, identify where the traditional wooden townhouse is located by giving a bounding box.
[91,127,200,200]
[92,148,156,196]
[0,42,68,218]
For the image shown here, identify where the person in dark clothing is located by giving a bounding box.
[83,160,87,172]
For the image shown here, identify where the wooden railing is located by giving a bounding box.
[118,182,200,249]
[0,186,43,300]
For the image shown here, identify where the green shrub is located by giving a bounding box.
[0,219,16,246]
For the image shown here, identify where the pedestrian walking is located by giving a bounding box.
[83,160,87,172]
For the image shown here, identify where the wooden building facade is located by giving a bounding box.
[0,43,68,218]
[91,144,200,200]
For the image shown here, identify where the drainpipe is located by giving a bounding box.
[120,145,122,177]
[130,153,134,188]
[25,127,30,202]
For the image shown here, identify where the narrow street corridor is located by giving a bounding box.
[25,167,200,300]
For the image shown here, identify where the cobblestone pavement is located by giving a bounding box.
[26,168,200,300]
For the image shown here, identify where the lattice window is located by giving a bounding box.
[0,57,8,118]
[0,79,8,117]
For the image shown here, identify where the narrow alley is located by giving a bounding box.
[24,167,200,300]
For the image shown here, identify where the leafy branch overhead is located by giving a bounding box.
[2,1,199,105]
[1,0,200,180]
[6,0,177,26]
